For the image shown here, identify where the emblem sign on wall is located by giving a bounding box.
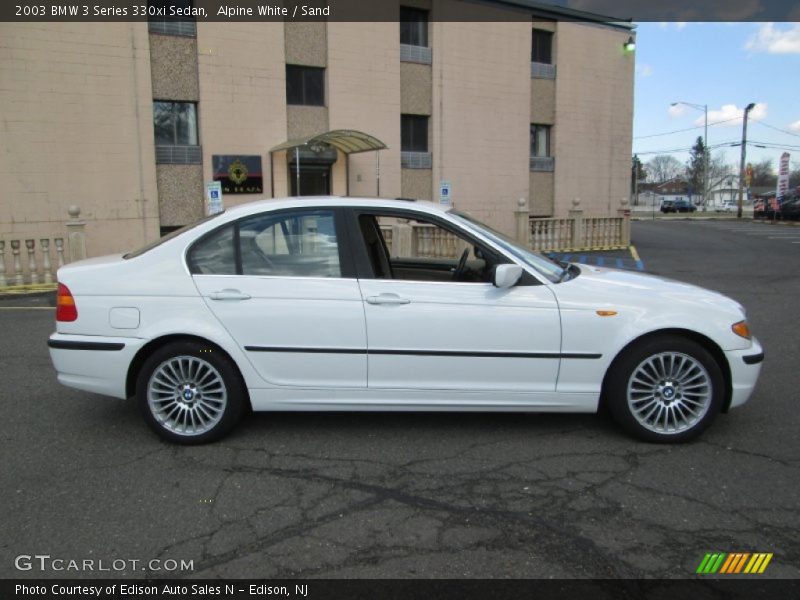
[212,155,264,194]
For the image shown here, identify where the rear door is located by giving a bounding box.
[189,207,367,388]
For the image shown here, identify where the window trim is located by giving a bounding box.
[285,65,326,107]
[186,207,355,279]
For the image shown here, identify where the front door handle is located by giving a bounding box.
[209,289,251,301]
[366,293,411,305]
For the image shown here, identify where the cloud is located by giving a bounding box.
[745,23,800,54]
[699,103,768,127]
[790,120,800,132]
[636,64,654,77]
[668,104,688,118]
[657,22,687,30]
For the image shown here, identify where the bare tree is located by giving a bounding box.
[645,155,684,183]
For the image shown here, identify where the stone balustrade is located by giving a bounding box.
[0,206,86,289]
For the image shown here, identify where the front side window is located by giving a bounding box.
[188,210,341,278]
[400,7,428,47]
[286,65,325,106]
[153,101,198,145]
[401,115,429,152]
[532,29,553,64]
[530,124,551,158]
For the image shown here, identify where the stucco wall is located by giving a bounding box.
[553,22,635,217]
[196,22,288,205]
[0,22,159,256]
[149,33,199,101]
[431,9,531,236]
[327,20,402,199]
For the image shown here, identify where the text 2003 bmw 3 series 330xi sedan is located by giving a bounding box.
[48,197,763,444]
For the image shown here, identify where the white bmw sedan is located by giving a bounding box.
[48,197,763,444]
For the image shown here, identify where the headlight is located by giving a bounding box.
[731,320,752,340]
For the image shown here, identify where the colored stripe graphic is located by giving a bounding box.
[697,553,773,574]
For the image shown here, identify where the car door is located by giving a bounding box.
[189,207,367,388]
[351,209,562,394]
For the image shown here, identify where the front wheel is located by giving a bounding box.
[605,336,724,443]
[136,340,247,444]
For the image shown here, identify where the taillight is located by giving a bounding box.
[56,283,78,322]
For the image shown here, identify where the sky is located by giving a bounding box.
[632,22,800,175]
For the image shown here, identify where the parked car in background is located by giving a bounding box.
[661,199,696,213]
[716,200,737,213]
[48,197,763,445]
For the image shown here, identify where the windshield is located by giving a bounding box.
[123,211,225,259]
[448,210,565,283]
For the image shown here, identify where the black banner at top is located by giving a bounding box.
[2,0,798,23]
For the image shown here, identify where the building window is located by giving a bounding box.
[530,124,551,158]
[532,29,553,64]
[400,7,428,47]
[153,101,198,145]
[401,115,428,152]
[286,65,325,106]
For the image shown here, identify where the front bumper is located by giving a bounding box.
[48,333,146,399]
[724,337,764,410]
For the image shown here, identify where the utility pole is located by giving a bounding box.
[703,105,708,208]
[738,102,756,219]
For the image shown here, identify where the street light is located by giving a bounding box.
[738,102,756,218]
[671,101,708,208]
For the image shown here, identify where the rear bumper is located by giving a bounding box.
[725,337,764,410]
[48,333,145,399]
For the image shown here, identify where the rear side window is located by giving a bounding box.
[188,210,341,278]
[188,224,236,274]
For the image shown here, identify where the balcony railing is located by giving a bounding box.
[400,44,432,65]
[156,145,202,165]
[401,151,432,169]
[148,19,197,37]
[530,156,555,172]
[531,62,556,79]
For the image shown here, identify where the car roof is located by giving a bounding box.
[222,196,449,219]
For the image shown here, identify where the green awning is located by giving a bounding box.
[270,129,387,155]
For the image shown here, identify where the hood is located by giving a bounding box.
[558,264,745,316]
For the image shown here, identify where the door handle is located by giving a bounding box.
[366,294,411,305]
[209,289,251,301]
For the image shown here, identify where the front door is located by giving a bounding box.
[290,164,331,196]
[352,211,562,394]
[189,208,366,388]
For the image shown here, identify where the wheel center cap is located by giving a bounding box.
[181,386,196,403]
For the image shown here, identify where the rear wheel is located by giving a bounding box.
[136,340,246,444]
[606,336,724,443]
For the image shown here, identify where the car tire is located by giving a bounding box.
[605,335,724,443]
[136,340,247,444]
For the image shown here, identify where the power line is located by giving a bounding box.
[633,116,741,140]
[754,120,800,139]
[634,140,740,156]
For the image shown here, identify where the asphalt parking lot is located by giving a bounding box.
[1,219,798,580]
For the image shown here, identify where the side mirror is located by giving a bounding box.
[493,264,523,288]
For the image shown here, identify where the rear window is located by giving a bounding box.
[123,212,225,259]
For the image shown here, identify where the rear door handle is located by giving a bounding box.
[209,289,251,301]
[366,293,411,305]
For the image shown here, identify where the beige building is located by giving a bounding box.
[0,1,635,259]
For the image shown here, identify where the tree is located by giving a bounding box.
[686,136,707,201]
[750,159,777,188]
[631,155,646,193]
[789,161,800,189]
[645,155,684,184]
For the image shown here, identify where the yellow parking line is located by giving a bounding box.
[630,245,641,262]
